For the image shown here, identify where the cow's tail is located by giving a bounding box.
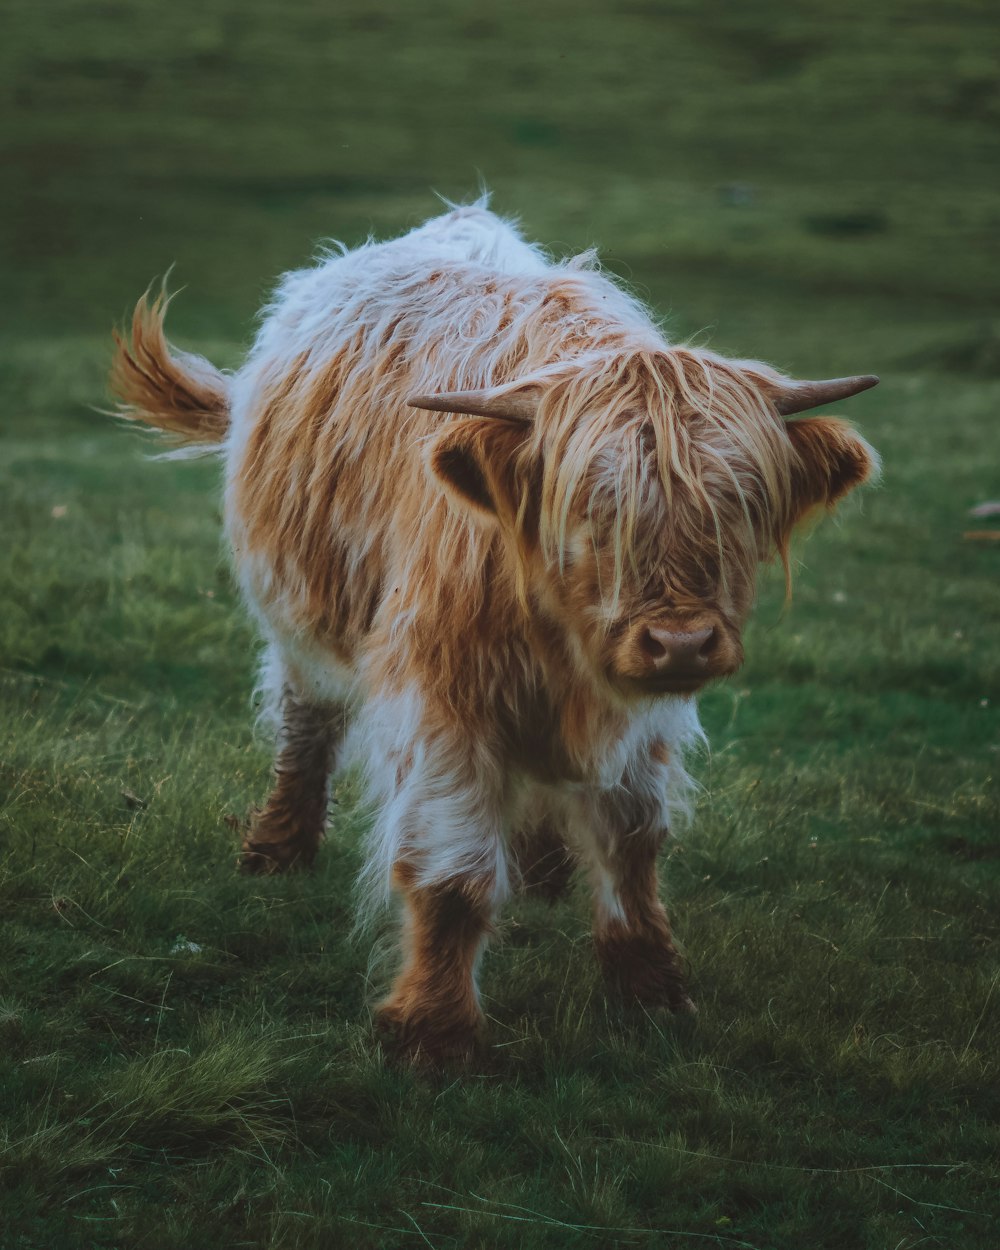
[109,286,230,452]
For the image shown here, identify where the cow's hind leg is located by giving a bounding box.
[239,690,342,874]
[376,866,495,1064]
[511,818,575,902]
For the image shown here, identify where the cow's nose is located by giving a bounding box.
[642,626,715,675]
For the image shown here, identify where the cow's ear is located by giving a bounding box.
[785,417,880,520]
[428,417,535,523]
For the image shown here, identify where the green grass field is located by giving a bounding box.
[2,2,999,1247]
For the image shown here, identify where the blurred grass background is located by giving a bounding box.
[4,0,999,363]
[1,1,999,1247]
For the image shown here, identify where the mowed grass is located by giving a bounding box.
[2,2,1000,1248]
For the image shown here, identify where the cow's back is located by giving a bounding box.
[398,204,550,275]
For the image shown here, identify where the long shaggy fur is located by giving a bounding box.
[110,201,877,1056]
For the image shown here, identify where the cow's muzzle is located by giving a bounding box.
[608,614,743,694]
[612,617,743,694]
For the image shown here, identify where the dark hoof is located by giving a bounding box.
[596,933,695,1015]
[613,978,697,1016]
[231,812,319,875]
[374,1002,482,1068]
[237,838,317,875]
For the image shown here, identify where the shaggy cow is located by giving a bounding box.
[110,202,878,1061]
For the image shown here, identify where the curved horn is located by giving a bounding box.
[774,374,879,417]
[407,388,537,422]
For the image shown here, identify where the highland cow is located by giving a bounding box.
[110,202,878,1061]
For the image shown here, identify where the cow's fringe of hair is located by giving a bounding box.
[109,285,231,454]
[522,347,799,615]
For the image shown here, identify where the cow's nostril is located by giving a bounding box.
[698,628,717,660]
[641,630,668,661]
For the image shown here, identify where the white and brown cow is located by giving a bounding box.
[110,202,878,1061]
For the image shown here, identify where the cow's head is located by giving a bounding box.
[412,350,878,699]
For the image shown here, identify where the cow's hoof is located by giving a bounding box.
[374,1003,482,1068]
[596,933,695,1015]
[238,839,317,874]
[614,980,697,1016]
[234,814,319,874]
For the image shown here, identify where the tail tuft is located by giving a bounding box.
[109,286,230,448]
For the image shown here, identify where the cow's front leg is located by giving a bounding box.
[590,827,695,1013]
[239,690,342,874]
[575,742,696,1013]
[376,865,495,1064]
